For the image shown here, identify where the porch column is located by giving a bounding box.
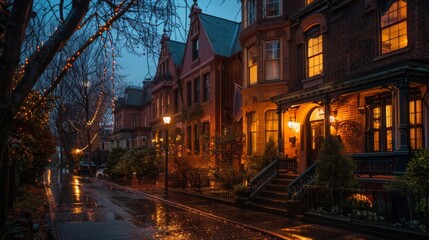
[396,79,410,152]
[277,104,284,155]
[324,94,331,138]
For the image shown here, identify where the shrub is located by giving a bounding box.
[234,183,249,197]
[247,139,278,178]
[404,149,429,194]
[316,136,355,188]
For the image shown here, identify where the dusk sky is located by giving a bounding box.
[118,0,242,86]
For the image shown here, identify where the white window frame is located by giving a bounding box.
[264,40,281,81]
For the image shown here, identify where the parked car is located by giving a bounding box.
[96,168,107,179]
[74,160,96,176]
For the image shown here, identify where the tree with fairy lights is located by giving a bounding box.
[0,0,184,231]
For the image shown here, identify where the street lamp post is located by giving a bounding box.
[162,115,171,198]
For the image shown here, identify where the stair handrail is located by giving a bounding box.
[248,158,279,197]
[287,162,318,198]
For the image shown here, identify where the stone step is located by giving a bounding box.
[265,183,288,192]
[259,190,288,199]
[277,173,299,180]
[249,202,288,216]
[271,178,293,185]
[252,195,288,208]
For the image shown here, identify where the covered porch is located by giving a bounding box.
[272,61,429,176]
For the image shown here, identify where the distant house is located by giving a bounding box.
[111,85,152,149]
[151,34,185,153]
[176,2,242,169]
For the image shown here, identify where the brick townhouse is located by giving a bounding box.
[240,0,429,175]
[113,2,243,171]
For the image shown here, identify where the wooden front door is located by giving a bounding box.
[306,107,325,167]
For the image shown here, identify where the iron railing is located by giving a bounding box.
[211,171,244,200]
[300,185,429,233]
[170,169,243,200]
[248,159,279,197]
[288,162,317,198]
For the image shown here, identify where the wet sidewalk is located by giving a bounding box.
[101,179,386,240]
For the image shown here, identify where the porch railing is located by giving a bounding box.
[248,158,279,197]
[288,162,317,198]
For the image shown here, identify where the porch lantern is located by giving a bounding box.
[288,117,295,128]
[330,110,338,123]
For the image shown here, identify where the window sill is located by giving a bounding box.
[373,47,410,62]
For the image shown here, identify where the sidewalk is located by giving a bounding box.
[101,179,386,240]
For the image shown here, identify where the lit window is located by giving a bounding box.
[307,34,323,78]
[409,93,423,150]
[380,0,407,54]
[366,94,392,152]
[248,46,258,85]
[264,0,280,17]
[248,112,257,155]
[265,110,278,143]
[265,40,280,81]
[245,0,256,27]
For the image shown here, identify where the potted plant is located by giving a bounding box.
[234,183,250,207]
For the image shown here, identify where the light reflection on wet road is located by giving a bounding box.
[45,169,276,239]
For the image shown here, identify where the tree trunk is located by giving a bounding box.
[0,112,13,231]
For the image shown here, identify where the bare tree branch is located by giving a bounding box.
[11,0,90,114]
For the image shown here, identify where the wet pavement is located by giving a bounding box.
[44,168,276,239]
[44,168,387,239]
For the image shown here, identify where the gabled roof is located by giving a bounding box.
[116,86,145,108]
[166,40,185,66]
[199,13,241,57]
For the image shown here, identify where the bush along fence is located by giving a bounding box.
[170,169,245,201]
[299,185,429,233]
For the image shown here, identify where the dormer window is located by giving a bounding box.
[264,0,281,18]
[192,38,199,61]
